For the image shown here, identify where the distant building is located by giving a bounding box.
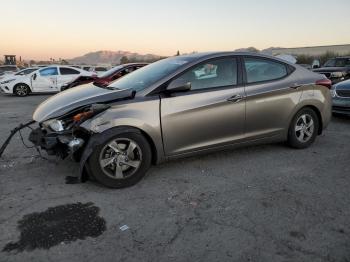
[269,44,350,56]
[4,55,16,65]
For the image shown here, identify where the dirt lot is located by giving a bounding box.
[0,94,349,262]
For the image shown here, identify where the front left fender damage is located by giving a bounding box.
[78,127,144,182]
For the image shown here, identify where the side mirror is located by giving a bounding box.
[167,79,191,93]
[32,73,37,80]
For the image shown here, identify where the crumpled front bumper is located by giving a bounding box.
[29,127,85,159]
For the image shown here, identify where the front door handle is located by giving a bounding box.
[227,94,244,103]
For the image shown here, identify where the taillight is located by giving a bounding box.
[315,79,332,89]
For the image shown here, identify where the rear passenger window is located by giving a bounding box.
[244,58,288,83]
[60,67,80,75]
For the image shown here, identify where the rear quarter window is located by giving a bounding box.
[60,67,80,75]
[244,57,289,84]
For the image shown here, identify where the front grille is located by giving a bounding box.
[336,89,350,98]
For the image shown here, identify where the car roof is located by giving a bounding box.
[38,65,82,70]
[175,51,296,66]
[118,63,148,67]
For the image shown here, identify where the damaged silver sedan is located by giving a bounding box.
[27,52,332,188]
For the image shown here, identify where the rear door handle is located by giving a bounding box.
[227,94,244,103]
[289,83,302,89]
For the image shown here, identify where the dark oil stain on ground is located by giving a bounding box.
[2,202,106,252]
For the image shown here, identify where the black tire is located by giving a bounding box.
[88,129,152,188]
[287,108,319,149]
[13,84,30,97]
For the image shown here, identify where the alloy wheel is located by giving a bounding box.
[15,85,28,96]
[295,114,315,143]
[99,138,142,180]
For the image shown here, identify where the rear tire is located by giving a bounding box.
[14,84,30,97]
[88,130,152,188]
[287,108,319,149]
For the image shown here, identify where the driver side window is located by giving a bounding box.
[173,58,238,91]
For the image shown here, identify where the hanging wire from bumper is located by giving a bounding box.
[0,120,35,158]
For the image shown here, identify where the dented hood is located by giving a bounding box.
[33,84,134,122]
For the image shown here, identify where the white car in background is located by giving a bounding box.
[0,67,39,81]
[0,66,95,96]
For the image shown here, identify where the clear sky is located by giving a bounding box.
[1,0,350,60]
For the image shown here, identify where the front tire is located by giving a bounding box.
[287,108,319,149]
[14,84,30,97]
[88,130,152,188]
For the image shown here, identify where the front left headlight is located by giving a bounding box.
[41,104,110,132]
[330,87,337,98]
[43,119,65,132]
[0,79,16,84]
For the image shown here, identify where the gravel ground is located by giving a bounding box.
[0,94,349,262]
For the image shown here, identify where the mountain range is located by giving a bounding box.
[67,47,282,65]
[68,50,163,65]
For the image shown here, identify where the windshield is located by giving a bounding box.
[15,68,37,75]
[107,57,194,91]
[99,65,124,78]
[324,58,350,67]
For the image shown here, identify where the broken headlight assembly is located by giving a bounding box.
[29,104,110,159]
[42,104,110,132]
[42,119,65,132]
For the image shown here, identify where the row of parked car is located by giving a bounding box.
[0,63,147,96]
[312,56,350,116]
[0,64,111,77]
